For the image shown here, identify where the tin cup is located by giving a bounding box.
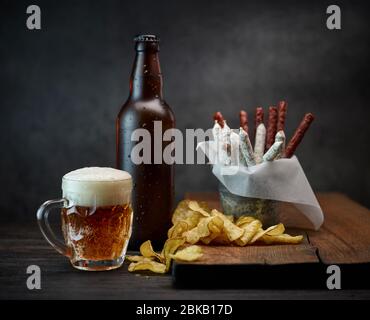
[218,183,278,227]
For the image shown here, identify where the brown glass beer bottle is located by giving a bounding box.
[116,35,175,250]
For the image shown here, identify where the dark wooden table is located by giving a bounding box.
[1,193,370,300]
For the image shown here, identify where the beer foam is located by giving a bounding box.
[62,167,132,207]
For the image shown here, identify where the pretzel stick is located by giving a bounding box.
[266,106,278,151]
[277,101,287,132]
[254,123,266,164]
[254,107,264,135]
[263,141,283,162]
[285,113,314,158]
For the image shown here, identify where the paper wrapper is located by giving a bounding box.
[197,141,324,230]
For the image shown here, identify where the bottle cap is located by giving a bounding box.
[134,34,160,42]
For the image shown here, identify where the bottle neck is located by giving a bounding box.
[129,49,163,100]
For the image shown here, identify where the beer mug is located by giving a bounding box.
[37,167,133,271]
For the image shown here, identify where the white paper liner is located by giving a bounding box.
[197,141,324,230]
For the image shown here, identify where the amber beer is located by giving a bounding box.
[116,35,175,249]
[61,204,132,262]
[37,167,133,271]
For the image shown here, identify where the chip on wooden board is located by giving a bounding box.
[170,245,203,262]
[261,234,303,244]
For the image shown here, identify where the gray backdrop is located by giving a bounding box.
[1,0,369,221]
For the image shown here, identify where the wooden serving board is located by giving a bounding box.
[172,192,370,288]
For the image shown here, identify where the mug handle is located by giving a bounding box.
[37,198,71,257]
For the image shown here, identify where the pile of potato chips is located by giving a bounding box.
[127,239,202,274]
[127,200,303,274]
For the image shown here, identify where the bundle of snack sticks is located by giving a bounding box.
[212,101,314,166]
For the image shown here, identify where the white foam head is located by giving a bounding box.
[62,167,132,207]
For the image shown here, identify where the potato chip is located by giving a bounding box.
[162,238,186,271]
[126,255,154,262]
[182,212,204,230]
[200,233,220,245]
[265,223,285,236]
[188,201,210,217]
[183,217,212,244]
[170,245,203,262]
[211,232,231,245]
[208,216,224,233]
[198,216,224,244]
[140,240,164,263]
[211,209,244,241]
[234,220,262,246]
[236,216,256,227]
[250,224,280,244]
[225,215,234,223]
[261,234,303,245]
[167,220,188,239]
[172,200,209,224]
[128,260,166,274]
[171,200,194,224]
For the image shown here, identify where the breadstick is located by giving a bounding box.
[277,101,287,132]
[266,106,278,151]
[254,123,266,164]
[285,113,315,158]
[263,141,283,162]
[239,128,255,166]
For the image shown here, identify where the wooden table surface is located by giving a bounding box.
[1,193,370,300]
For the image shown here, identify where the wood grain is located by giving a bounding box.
[308,193,370,264]
[183,233,318,266]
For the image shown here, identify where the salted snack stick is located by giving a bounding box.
[221,120,232,165]
[285,113,315,158]
[212,120,221,141]
[277,101,287,132]
[230,131,241,165]
[266,106,278,151]
[239,128,255,166]
[263,140,283,162]
[212,119,230,165]
[253,123,266,164]
[274,130,286,159]
[239,110,249,134]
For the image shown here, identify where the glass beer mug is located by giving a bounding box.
[37,167,133,271]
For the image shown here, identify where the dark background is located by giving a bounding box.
[1,0,369,221]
